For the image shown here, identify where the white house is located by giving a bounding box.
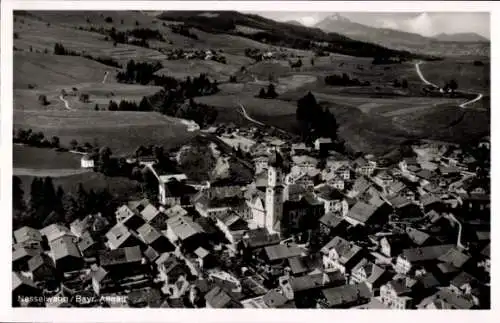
[81,155,94,169]
[314,138,333,151]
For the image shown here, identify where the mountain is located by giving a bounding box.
[284,20,303,26]
[314,14,489,57]
[433,32,489,43]
[158,11,424,59]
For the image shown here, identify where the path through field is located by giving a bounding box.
[415,61,484,109]
[238,103,264,126]
[102,71,109,84]
[59,95,73,111]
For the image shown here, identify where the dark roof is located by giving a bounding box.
[450,271,480,289]
[263,290,288,308]
[401,244,454,263]
[164,180,197,198]
[481,243,490,258]
[166,215,204,240]
[388,279,412,296]
[415,273,440,290]
[143,246,160,263]
[321,283,371,307]
[416,169,434,180]
[316,185,344,201]
[352,177,371,194]
[346,201,379,224]
[420,289,475,309]
[99,246,142,267]
[388,195,411,209]
[287,257,309,275]
[352,259,385,284]
[438,247,471,269]
[405,227,430,246]
[264,244,303,261]
[244,228,280,249]
[210,177,248,187]
[28,254,54,272]
[205,286,242,308]
[319,212,345,229]
[77,231,96,252]
[290,272,344,292]
[321,236,362,264]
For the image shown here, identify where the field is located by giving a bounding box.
[18,172,143,202]
[14,110,197,155]
[13,145,82,169]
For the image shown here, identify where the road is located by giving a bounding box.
[102,71,109,84]
[13,167,90,177]
[59,95,73,111]
[238,103,265,126]
[415,61,483,109]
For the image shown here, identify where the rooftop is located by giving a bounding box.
[321,283,371,307]
[346,201,379,224]
[99,246,142,267]
[166,215,205,240]
[49,235,82,260]
[264,244,303,261]
[401,244,455,263]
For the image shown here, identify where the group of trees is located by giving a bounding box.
[296,91,339,144]
[256,83,279,99]
[324,73,370,87]
[289,59,303,69]
[107,98,152,112]
[393,79,409,89]
[13,128,60,148]
[13,176,118,230]
[443,79,459,93]
[371,56,403,65]
[53,42,122,68]
[170,25,198,40]
[116,60,165,85]
[106,27,165,48]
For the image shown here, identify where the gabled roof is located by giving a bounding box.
[287,257,309,275]
[164,205,188,218]
[419,289,475,309]
[264,244,303,261]
[140,204,161,222]
[143,246,160,263]
[137,223,163,244]
[321,236,362,264]
[352,177,371,194]
[388,195,411,209]
[319,212,345,229]
[450,271,480,289]
[290,271,344,292]
[388,279,412,296]
[346,201,379,224]
[352,259,385,284]
[105,223,134,250]
[28,254,54,272]
[166,215,205,240]
[49,235,82,260]
[321,283,371,307]
[13,245,41,262]
[438,247,471,269]
[90,266,108,283]
[243,228,280,249]
[316,185,344,201]
[12,271,38,291]
[99,246,142,267]
[262,290,289,308]
[480,243,490,258]
[405,227,430,246]
[205,286,241,308]
[77,231,96,252]
[115,205,137,221]
[400,244,454,263]
[14,226,42,244]
[40,224,75,242]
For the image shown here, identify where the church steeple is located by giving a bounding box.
[265,148,286,234]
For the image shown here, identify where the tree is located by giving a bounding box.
[257,88,266,98]
[448,79,458,92]
[108,100,118,111]
[13,176,26,213]
[95,104,99,111]
[98,146,113,175]
[266,83,278,99]
[50,136,60,148]
[105,16,113,23]
[63,194,79,224]
[79,93,90,103]
[38,94,49,106]
[401,79,408,89]
[139,96,152,111]
[70,139,78,150]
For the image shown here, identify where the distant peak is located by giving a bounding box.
[325,14,351,23]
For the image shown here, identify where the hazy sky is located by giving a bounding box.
[252,12,490,39]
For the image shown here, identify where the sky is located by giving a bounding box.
[253,12,490,39]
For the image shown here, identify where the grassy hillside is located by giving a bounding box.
[14,110,196,155]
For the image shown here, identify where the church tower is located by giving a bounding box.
[265,149,285,234]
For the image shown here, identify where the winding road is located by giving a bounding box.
[238,103,264,126]
[415,61,483,109]
[59,95,73,111]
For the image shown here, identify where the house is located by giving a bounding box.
[399,157,420,173]
[70,213,109,238]
[77,231,99,258]
[209,270,242,293]
[336,165,351,180]
[315,185,347,215]
[478,243,490,273]
[291,155,319,174]
[240,228,281,250]
[284,183,309,202]
[163,205,189,219]
[417,288,475,309]
[380,278,414,309]
[314,137,333,151]
[395,244,455,275]
[159,178,198,207]
[28,254,57,282]
[263,244,304,264]
[155,253,191,299]
[143,246,160,264]
[449,271,482,306]
[90,265,110,296]
[319,283,371,308]
[380,234,415,258]
[321,236,363,274]
[140,204,168,231]
[137,223,174,253]
[115,205,145,231]
[436,247,471,276]
[13,226,43,249]
[194,247,216,269]
[385,180,406,197]
[99,246,144,276]
[205,286,242,308]
[405,227,431,246]
[350,259,390,295]
[347,177,371,198]
[12,272,42,307]
[344,201,387,227]
[13,245,41,272]
[105,223,141,250]
[291,143,310,156]
[241,290,291,308]
[40,223,76,243]
[49,235,84,273]
[165,215,207,251]
[279,271,345,301]
[206,178,246,199]
[319,212,349,237]
[213,211,249,245]
[80,154,94,168]
[282,195,325,235]
[354,157,376,176]
[287,256,310,276]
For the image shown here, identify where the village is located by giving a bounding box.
[12,119,491,309]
